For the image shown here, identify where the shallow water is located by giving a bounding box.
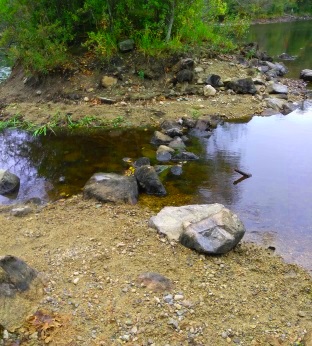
[1,103,312,271]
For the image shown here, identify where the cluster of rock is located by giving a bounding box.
[83,158,168,204]
[168,49,299,115]
[83,113,223,204]
[98,42,304,115]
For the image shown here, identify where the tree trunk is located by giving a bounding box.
[165,0,176,42]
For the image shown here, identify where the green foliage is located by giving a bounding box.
[0,0,252,71]
[83,30,117,59]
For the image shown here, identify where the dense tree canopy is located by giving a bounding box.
[0,0,310,72]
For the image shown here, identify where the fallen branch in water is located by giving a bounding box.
[233,176,249,185]
[234,168,252,178]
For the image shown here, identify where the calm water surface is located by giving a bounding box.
[1,103,312,270]
[248,20,312,80]
[197,104,312,270]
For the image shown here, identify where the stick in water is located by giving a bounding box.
[234,168,252,178]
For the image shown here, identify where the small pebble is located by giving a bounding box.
[174,294,184,301]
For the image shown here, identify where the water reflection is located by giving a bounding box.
[248,20,312,80]
[0,130,48,203]
[0,128,154,203]
[198,103,312,270]
[0,105,312,271]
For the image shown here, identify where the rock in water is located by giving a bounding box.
[83,172,138,204]
[135,165,167,196]
[300,69,312,82]
[0,169,20,196]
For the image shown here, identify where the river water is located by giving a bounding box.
[0,21,312,271]
[248,19,312,79]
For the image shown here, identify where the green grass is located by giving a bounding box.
[0,113,127,136]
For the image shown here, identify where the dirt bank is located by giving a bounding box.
[0,196,311,345]
[0,53,307,129]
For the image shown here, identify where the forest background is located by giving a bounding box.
[0,0,311,73]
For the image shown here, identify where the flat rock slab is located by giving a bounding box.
[149,204,225,240]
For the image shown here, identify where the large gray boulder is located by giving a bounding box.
[135,165,167,196]
[83,172,138,204]
[265,97,287,111]
[0,169,20,196]
[180,209,245,254]
[149,204,245,254]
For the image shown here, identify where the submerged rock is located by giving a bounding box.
[83,172,138,204]
[156,145,174,162]
[172,151,199,161]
